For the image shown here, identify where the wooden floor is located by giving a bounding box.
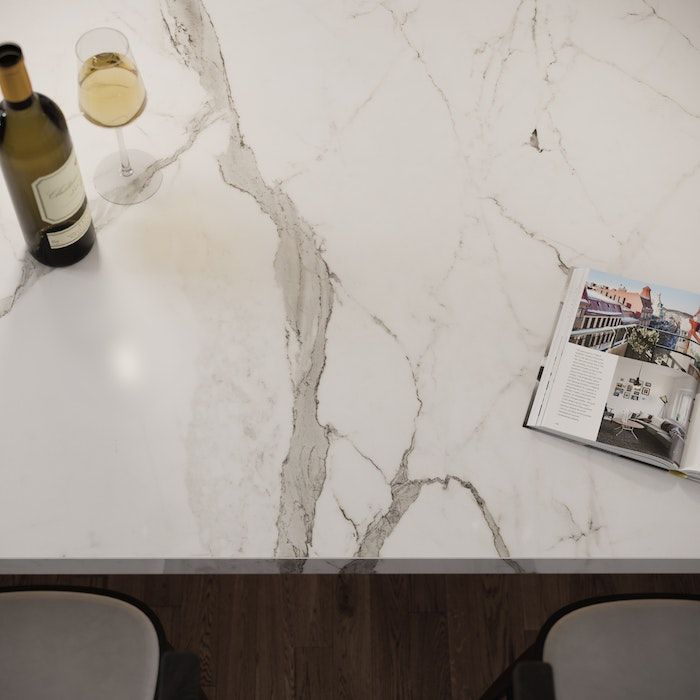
[1,574,698,699]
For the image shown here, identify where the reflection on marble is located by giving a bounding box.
[2,0,700,572]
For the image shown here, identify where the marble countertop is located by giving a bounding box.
[2,0,700,573]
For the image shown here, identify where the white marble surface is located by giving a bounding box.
[2,0,700,572]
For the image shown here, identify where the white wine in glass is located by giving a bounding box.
[78,52,146,128]
[75,28,161,205]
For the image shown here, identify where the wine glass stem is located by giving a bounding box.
[115,128,133,178]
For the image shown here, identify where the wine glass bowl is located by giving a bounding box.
[78,51,146,128]
[75,27,161,204]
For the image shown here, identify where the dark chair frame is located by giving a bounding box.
[0,585,204,700]
[480,592,700,700]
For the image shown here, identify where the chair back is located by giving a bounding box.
[0,589,162,700]
[541,597,700,700]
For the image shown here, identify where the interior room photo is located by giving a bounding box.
[1,1,700,699]
[597,356,697,463]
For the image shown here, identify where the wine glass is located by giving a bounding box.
[75,27,162,205]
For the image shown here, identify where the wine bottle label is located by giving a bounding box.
[31,149,86,224]
[46,205,92,249]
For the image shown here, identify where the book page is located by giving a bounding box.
[539,343,617,440]
[529,268,700,468]
[526,268,588,427]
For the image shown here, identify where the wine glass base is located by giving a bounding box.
[93,149,163,205]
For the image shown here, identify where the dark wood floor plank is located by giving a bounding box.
[0,574,108,589]
[142,574,184,607]
[172,576,217,688]
[201,686,216,700]
[213,575,257,699]
[410,574,447,612]
[564,572,609,601]
[283,575,333,648]
[106,574,148,602]
[255,575,294,699]
[333,574,371,700]
[411,611,451,699]
[447,576,523,700]
[294,646,332,699]
[519,574,570,633]
[371,575,410,699]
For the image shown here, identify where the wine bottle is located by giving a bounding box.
[0,43,95,267]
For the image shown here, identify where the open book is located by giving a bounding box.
[525,268,700,481]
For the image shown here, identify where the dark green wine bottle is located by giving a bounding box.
[0,43,95,266]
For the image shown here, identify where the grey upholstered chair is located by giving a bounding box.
[481,595,700,700]
[0,587,202,700]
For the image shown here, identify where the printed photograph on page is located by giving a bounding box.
[570,270,700,379]
[595,355,696,466]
